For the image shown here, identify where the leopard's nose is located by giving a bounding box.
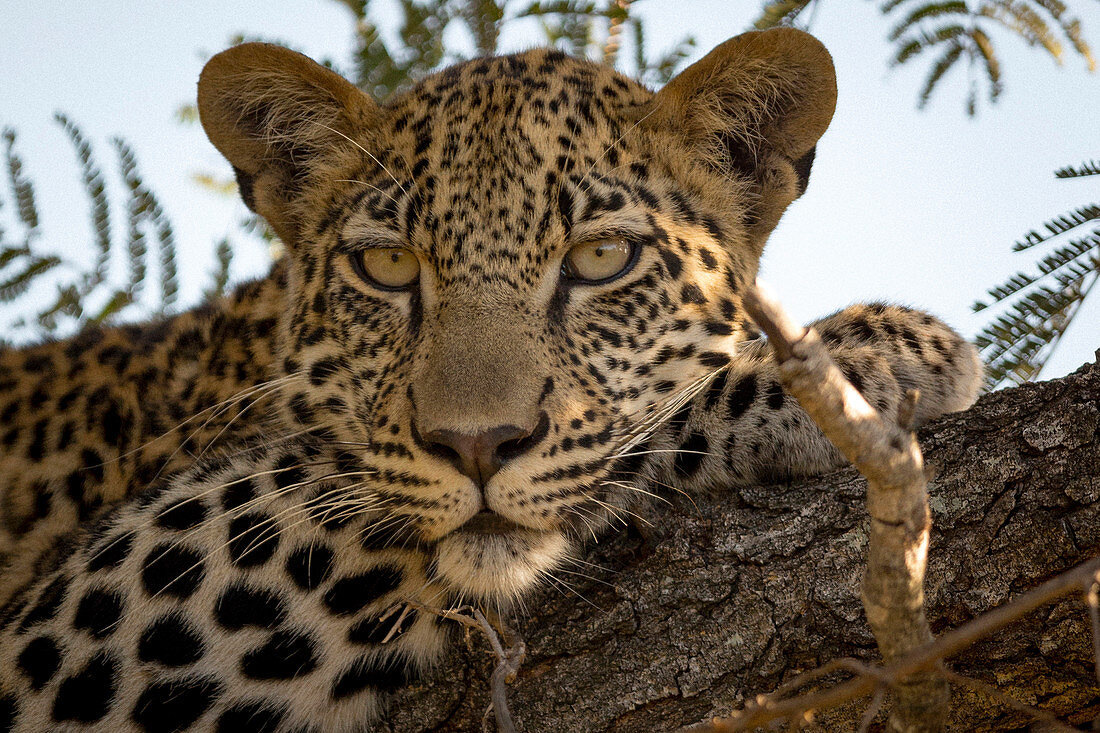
[423,414,547,487]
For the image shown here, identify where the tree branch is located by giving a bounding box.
[387,351,1100,733]
[740,282,947,731]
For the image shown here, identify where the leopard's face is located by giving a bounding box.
[198,35,836,604]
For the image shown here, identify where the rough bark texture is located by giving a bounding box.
[386,358,1100,732]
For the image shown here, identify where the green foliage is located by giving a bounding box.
[1056,159,1100,178]
[754,0,1096,115]
[11,3,1092,366]
[206,238,234,300]
[973,161,1099,389]
[334,0,694,100]
[0,118,235,342]
[185,0,694,217]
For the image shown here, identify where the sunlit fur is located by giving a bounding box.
[0,30,981,730]
[201,40,818,605]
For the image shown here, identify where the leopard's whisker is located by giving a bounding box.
[598,479,669,506]
[610,367,724,456]
[612,372,713,441]
[553,566,616,589]
[603,470,696,505]
[585,492,646,528]
[311,493,392,530]
[141,485,394,609]
[190,379,299,463]
[607,448,720,459]
[83,373,304,471]
[354,511,420,549]
[145,459,350,521]
[136,476,380,604]
[561,504,601,543]
[237,487,388,558]
[85,457,346,566]
[145,374,307,485]
[535,564,600,610]
[311,122,411,198]
[332,179,402,208]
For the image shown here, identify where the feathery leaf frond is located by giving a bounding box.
[753,0,814,29]
[753,0,1096,114]
[54,113,111,289]
[206,238,234,300]
[917,38,966,106]
[3,130,40,235]
[889,1,968,42]
[1055,160,1100,178]
[1012,203,1100,250]
[975,160,1100,389]
[0,119,229,340]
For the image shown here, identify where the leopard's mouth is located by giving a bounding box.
[459,509,522,535]
[433,520,572,603]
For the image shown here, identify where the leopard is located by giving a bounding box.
[0,28,982,731]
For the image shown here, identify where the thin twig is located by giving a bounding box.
[896,389,921,432]
[681,554,1100,732]
[474,608,527,733]
[687,283,1100,732]
[857,686,886,733]
[403,600,526,732]
[742,281,948,731]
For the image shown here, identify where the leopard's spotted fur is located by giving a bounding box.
[0,29,981,731]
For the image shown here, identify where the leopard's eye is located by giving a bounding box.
[350,247,421,290]
[562,238,636,284]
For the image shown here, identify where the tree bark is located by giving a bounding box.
[387,357,1100,732]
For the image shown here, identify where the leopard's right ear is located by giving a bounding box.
[198,43,381,245]
[644,28,837,252]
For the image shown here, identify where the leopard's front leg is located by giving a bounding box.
[643,303,983,491]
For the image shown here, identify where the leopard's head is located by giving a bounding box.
[198,30,836,605]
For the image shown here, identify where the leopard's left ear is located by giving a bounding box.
[198,43,382,246]
[645,28,837,244]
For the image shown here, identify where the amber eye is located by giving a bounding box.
[350,247,421,290]
[562,238,636,284]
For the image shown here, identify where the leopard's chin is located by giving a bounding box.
[458,509,524,535]
[433,525,571,603]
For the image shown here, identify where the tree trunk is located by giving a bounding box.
[387,357,1100,732]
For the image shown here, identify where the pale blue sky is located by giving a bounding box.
[2,1,1098,380]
